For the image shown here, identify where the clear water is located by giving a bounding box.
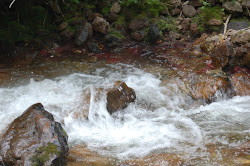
[0,63,249,164]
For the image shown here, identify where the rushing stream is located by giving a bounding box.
[0,60,249,165]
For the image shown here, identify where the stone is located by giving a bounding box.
[242,0,250,8]
[105,12,119,23]
[106,81,136,114]
[68,17,86,25]
[211,41,233,69]
[229,73,250,96]
[74,22,93,46]
[181,18,192,32]
[104,34,122,48]
[190,23,198,34]
[147,23,161,44]
[0,103,68,166]
[222,1,243,13]
[74,81,136,119]
[92,16,110,34]
[189,0,203,7]
[132,30,145,41]
[58,22,68,32]
[67,145,111,166]
[190,75,229,102]
[169,0,182,7]
[231,29,250,44]
[160,6,169,15]
[190,49,202,57]
[226,22,249,31]
[128,17,150,31]
[110,2,121,13]
[87,42,101,53]
[208,19,223,26]
[182,5,197,17]
[60,28,75,41]
[242,52,250,67]
[171,8,181,15]
[88,13,103,22]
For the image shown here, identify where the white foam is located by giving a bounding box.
[0,64,249,160]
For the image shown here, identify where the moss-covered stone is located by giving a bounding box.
[31,142,60,166]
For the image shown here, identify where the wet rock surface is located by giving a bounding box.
[0,103,68,166]
[230,73,250,96]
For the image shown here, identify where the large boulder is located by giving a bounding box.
[92,16,110,34]
[222,1,243,13]
[229,73,250,96]
[74,22,93,46]
[182,5,197,17]
[0,103,68,166]
[147,23,161,44]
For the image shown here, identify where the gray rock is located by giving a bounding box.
[182,5,197,17]
[147,23,161,44]
[223,1,243,13]
[242,0,250,8]
[87,42,101,53]
[129,17,150,31]
[74,22,93,46]
[110,2,121,13]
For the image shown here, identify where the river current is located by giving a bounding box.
[0,62,249,165]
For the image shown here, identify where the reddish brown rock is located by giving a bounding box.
[208,19,223,26]
[229,73,250,96]
[66,145,112,166]
[74,81,136,119]
[190,75,229,102]
[106,81,136,114]
[211,41,233,69]
[0,103,68,166]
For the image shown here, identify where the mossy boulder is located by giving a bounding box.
[0,103,68,166]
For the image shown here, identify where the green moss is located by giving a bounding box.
[102,3,111,15]
[157,16,178,32]
[200,5,224,22]
[114,16,126,27]
[109,29,124,40]
[31,142,60,166]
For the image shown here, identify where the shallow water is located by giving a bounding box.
[0,61,249,165]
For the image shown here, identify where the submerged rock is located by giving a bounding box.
[0,103,68,166]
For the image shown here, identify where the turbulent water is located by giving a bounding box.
[0,63,249,164]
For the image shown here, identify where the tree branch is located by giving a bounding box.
[9,0,16,8]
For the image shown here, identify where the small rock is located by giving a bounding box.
[87,42,101,53]
[231,29,250,44]
[169,0,182,7]
[104,34,122,48]
[69,17,86,25]
[105,12,119,23]
[211,41,234,69]
[110,2,121,13]
[242,0,250,8]
[147,23,161,44]
[229,73,250,96]
[223,1,243,13]
[88,13,103,22]
[182,5,197,17]
[132,30,145,41]
[181,18,192,32]
[190,23,198,34]
[74,22,93,46]
[58,22,68,32]
[128,17,150,31]
[92,16,110,34]
[208,19,223,26]
[60,28,75,41]
[190,49,202,57]
[171,8,181,15]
